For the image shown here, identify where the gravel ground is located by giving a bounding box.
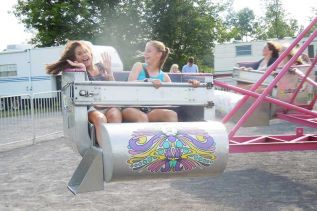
[0,112,63,146]
[0,119,316,211]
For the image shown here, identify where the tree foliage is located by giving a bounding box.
[225,8,257,41]
[259,0,299,39]
[143,0,226,70]
[12,0,304,71]
[13,0,230,71]
[93,0,148,70]
[13,0,147,69]
[13,0,103,46]
[223,1,300,41]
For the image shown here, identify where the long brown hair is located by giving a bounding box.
[147,40,170,70]
[267,41,280,58]
[46,40,93,75]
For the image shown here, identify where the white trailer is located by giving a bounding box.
[0,44,123,110]
[214,38,317,74]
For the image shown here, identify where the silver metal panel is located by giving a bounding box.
[97,121,228,182]
[233,68,275,85]
[73,81,214,106]
[204,107,215,121]
[231,98,270,127]
[232,65,315,119]
[272,65,316,113]
[62,72,92,156]
[73,106,92,155]
[213,90,270,126]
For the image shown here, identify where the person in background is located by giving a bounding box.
[239,41,281,93]
[241,41,281,72]
[182,57,199,73]
[169,64,181,73]
[279,43,303,67]
[122,40,199,122]
[46,40,122,145]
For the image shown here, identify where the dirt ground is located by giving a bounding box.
[0,120,317,211]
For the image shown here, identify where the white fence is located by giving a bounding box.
[0,91,63,151]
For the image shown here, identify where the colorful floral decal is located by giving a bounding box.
[127,127,216,173]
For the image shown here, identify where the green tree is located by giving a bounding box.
[13,0,147,70]
[94,0,149,70]
[13,0,230,71]
[143,0,226,71]
[13,0,104,46]
[225,8,257,41]
[260,0,299,39]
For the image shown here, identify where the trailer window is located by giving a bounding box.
[236,45,252,56]
[0,64,17,77]
[308,45,314,58]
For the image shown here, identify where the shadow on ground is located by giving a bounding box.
[171,168,317,210]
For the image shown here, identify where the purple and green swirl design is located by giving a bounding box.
[127,128,216,173]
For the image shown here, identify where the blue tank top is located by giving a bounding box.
[137,64,165,81]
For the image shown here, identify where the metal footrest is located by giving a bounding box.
[68,147,104,194]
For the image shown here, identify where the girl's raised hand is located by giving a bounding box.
[101,52,112,74]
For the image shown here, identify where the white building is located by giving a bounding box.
[214,38,317,74]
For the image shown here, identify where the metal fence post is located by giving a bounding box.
[30,93,36,144]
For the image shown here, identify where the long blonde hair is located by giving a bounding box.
[146,40,170,70]
[46,40,93,75]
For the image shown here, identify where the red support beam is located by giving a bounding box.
[230,132,317,153]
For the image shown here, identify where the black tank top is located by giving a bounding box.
[87,63,106,81]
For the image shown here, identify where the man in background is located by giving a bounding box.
[182,57,199,73]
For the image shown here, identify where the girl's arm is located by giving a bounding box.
[128,62,143,81]
[163,73,172,82]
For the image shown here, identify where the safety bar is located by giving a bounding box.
[73,81,214,106]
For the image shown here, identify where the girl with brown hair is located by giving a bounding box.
[46,40,122,145]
